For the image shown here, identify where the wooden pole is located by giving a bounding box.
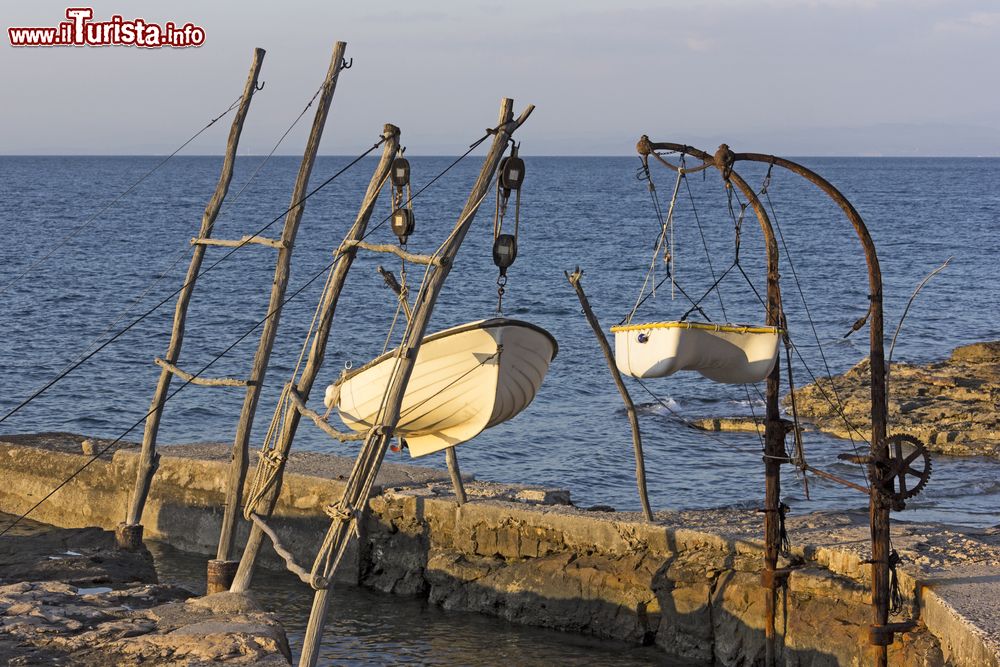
[118,47,266,550]
[380,267,468,505]
[209,41,351,593]
[445,447,467,505]
[230,123,400,593]
[296,99,533,667]
[565,268,653,521]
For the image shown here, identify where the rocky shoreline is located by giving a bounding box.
[694,341,1000,458]
[0,515,290,666]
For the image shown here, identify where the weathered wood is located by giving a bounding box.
[287,386,365,442]
[248,513,311,584]
[445,447,467,505]
[297,99,533,667]
[216,41,349,567]
[343,240,441,265]
[192,235,285,249]
[230,124,401,593]
[121,47,266,542]
[154,358,250,387]
[566,268,652,521]
[377,266,413,320]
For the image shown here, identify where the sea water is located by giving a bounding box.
[1,154,997,530]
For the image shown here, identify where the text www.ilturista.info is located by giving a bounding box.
[8,8,205,48]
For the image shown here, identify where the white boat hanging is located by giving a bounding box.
[324,318,557,457]
[610,321,780,384]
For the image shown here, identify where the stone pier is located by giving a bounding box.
[0,432,997,666]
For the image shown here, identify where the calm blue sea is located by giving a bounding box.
[1,154,998,530]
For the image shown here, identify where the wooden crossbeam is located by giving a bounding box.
[192,235,285,249]
[286,386,365,442]
[154,358,251,387]
[342,240,441,265]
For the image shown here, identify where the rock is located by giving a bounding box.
[789,341,1000,458]
[0,517,291,666]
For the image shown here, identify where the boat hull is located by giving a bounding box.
[611,321,779,384]
[327,319,557,457]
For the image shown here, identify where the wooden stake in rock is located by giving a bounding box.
[295,99,533,667]
[117,47,266,552]
[565,267,652,521]
[230,124,401,592]
[208,41,352,594]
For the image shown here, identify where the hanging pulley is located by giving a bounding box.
[500,149,525,191]
[493,233,517,276]
[391,208,415,244]
[492,143,525,314]
[390,149,414,245]
[390,156,410,188]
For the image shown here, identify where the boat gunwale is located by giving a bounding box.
[334,318,559,386]
[610,320,782,335]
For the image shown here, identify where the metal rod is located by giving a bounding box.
[637,139,785,666]
[730,150,889,665]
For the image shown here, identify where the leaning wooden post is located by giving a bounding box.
[230,124,400,593]
[566,267,653,521]
[297,99,533,667]
[117,47,265,551]
[207,41,350,593]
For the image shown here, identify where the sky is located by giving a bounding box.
[2,0,999,156]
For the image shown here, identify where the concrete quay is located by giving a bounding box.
[0,432,997,666]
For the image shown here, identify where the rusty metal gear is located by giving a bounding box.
[879,434,932,510]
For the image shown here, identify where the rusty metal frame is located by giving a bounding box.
[636,138,787,666]
[640,138,896,667]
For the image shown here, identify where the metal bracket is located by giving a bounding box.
[869,621,917,646]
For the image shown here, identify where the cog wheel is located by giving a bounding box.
[879,434,932,510]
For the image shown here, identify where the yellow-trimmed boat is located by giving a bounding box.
[610,320,780,384]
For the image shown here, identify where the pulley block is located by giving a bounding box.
[391,208,415,244]
[391,156,410,188]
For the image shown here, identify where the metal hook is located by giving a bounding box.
[255,80,265,91]
[340,57,353,70]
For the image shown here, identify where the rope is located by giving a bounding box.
[888,549,903,615]
[5,86,321,426]
[0,135,388,428]
[762,183,870,486]
[2,124,503,536]
[241,128,498,522]
[0,242,349,537]
[888,257,952,368]
[628,166,683,323]
[0,94,245,298]
[683,161,727,320]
